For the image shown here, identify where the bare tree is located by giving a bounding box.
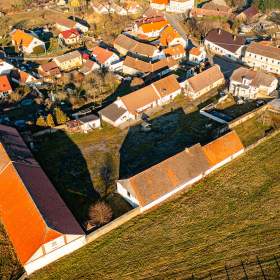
[88,201,113,226]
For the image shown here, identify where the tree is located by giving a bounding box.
[36,116,47,127]
[46,114,55,127]
[88,201,113,227]
[54,107,69,125]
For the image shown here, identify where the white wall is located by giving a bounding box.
[24,235,86,275]
[117,183,139,208]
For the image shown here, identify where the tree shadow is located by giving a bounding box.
[34,130,100,229]
[119,107,221,179]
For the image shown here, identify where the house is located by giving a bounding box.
[67,114,101,133]
[150,0,169,11]
[38,61,61,79]
[114,34,164,60]
[143,7,164,18]
[91,46,119,68]
[185,65,225,99]
[53,50,83,72]
[160,25,187,47]
[55,18,89,33]
[111,2,128,15]
[229,67,278,100]
[0,125,85,275]
[243,42,280,75]
[189,46,207,64]
[124,1,141,14]
[100,75,181,126]
[237,6,259,23]
[11,69,41,86]
[191,2,232,18]
[136,18,168,38]
[166,0,194,13]
[122,56,178,76]
[0,60,14,75]
[91,2,111,14]
[79,60,100,75]
[0,75,12,99]
[11,29,46,54]
[163,44,186,60]
[117,131,244,210]
[204,29,246,61]
[99,102,131,127]
[59,29,81,45]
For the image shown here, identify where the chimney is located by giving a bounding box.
[218,29,221,35]
[233,35,237,40]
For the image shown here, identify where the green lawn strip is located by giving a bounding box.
[30,132,280,280]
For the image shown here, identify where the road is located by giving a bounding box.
[212,55,242,79]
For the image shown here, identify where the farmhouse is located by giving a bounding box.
[117,131,244,210]
[59,29,81,46]
[11,29,46,54]
[38,61,61,79]
[122,56,178,76]
[67,114,101,133]
[188,46,207,64]
[114,34,164,60]
[79,60,100,75]
[160,25,187,47]
[243,42,280,75]
[164,44,186,60]
[136,18,168,38]
[0,75,12,99]
[0,125,85,275]
[204,29,245,61]
[150,0,169,11]
[191,2,232,18]
[53,50,83,72]
[166,0,194,13]
[56,18,89,33]
[237,6,259,23]
[0,60,14,75]
[91,46,120,68]
[229,67,278,99]
[185,65,225,99]
[100,75,181,126]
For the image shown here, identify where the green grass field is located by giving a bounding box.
[30,131,280,280]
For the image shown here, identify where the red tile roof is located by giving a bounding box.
[60,28,80,39]
[0,75,12,92]
[92,46,115,65]
[0,125,83,264]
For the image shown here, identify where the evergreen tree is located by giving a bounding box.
[54,107,69,125]
[36,116,47,127]
[46,114,55,127]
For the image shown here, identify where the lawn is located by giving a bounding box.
[30,131,280,280]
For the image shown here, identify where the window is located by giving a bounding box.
[127,191,131,197]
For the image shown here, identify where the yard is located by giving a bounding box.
[30,129,280,280]
[34,107,222,225]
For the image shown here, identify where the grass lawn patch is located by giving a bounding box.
[30,131,280,280]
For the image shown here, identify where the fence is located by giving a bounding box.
[186,253,280,280]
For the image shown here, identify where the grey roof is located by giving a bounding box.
[99,103,127,121]
[79,114,99,123]
[55,50,81,64]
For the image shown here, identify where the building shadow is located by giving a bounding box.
[119,107,221,179]
[34,130,100,229]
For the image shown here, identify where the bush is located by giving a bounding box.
[88,201,113,227]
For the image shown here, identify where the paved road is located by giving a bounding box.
[212,56,242,79]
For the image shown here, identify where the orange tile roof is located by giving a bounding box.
[0,125,83,265]
[139,19,168,34]
[189,46,202,56]
[202,131,244,166]
[11,29,34,48]
[0,75,12,92]
[164,44,185,57]
[160,25,180,46]
[92,46,115,65]
[151,0,169,4]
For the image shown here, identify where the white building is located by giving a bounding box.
[0,60,14,75]
[166,0,194,13]
[189,46,207,64]
[11,29,46,54]
[91,46,120,68]
[204,29,245,61]
[117,131,244,211]
[99,75,182,126]
[150,0,168,10]
[229,67,278,99]
[243,42,280,75]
